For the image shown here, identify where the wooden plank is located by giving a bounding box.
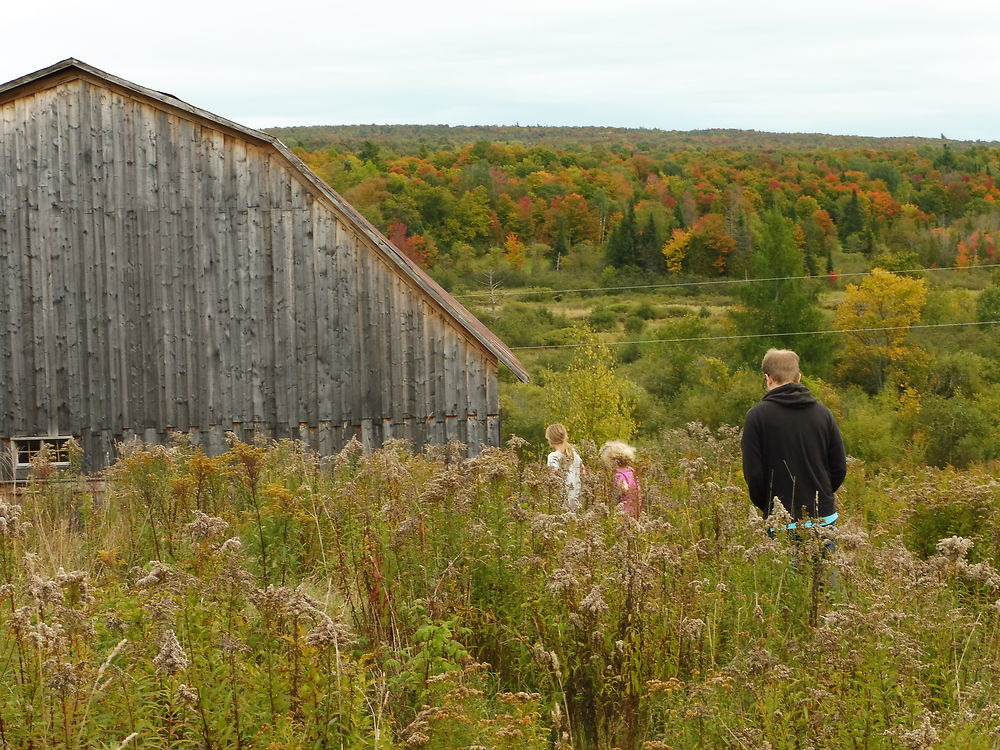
[42,87,69,436]
[247,205,267,422]
[25,92,50,435]
[61,81,83,436]
[229,136,250,423]
[413,298,429,420]
[298,194,318,424]
[362,247,381,427]
[401,289,417,424]
[349,230,365,427]
[136,104,160,432]
[486,361,499,419]
[455,336,468,422]
[284,185,302,427]
[11,94,31,434]
[184,123,202,429]
[464,346,483,451]
[334,219,353,422]
[0,97,24,433]
[155,108,176,431]
[175,118,196,430]
[104,88,128,435]
[200,127,226,426]
[227,195,248,424]
[487,413,500,447]
[370,255,388,429]
[386,271,402,426]
[120,96,143,435]
[0,98,11,433]
[314,207,335,422]
[78,83,100,447]
[317,420,333,457]
[270,173,293,426]
[244,148,264,423]
[258,162,278,426]
[30,89,53,435]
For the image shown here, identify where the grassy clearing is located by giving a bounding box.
[1,432,999,748]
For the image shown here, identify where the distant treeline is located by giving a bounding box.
[267,124,999,153]
[267,124,1000,285]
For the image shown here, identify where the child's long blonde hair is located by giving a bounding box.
[545,423,575,457]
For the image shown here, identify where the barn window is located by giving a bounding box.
[12,436,73,468]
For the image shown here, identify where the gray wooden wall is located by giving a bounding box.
[0,77,501,476]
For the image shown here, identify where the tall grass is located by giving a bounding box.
[0,429,998,748]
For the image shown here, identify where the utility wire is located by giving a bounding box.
[455,263,1000,300]
[509,319,1000,351]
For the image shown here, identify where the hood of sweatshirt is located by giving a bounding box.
[762,382,817,409]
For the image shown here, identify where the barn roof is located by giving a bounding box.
[0,58,530,383]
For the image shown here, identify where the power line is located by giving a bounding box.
[454,263,1000,300]
[509,319,1000,351]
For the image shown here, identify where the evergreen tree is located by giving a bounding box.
[730,210,832,370]
[724,185,755,276]
[637,212,663,271]
[860,226,877,257]
[358,140,382,166]
[934,143,957,170]
[673,202,687,230]
[841,189,865,239]
[605,204,638,268]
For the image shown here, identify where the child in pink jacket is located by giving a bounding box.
[600,441,642,518]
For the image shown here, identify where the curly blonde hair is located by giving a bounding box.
[599,440,636,469]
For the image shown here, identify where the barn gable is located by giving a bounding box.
[0,59,527,478]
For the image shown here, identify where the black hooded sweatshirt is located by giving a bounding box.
[741,382,847,520]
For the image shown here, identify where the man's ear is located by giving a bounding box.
[795,374,802,383]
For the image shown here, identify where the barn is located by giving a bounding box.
[0,59,529,480]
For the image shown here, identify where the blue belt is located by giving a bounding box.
[781,512,838,530]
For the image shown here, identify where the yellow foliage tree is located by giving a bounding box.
[661,228,691,274]
[544,330,637,447]
[834,268,928,391]
[503,232,526,269]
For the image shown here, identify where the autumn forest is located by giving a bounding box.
[271,124,1000,468]
[274,125,1000,277]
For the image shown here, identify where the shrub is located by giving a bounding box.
[623,315,646,334]
[841,401,907,464]
[634,300,658,319]
[586,306,618,331]
[672,360,760,430]
[976,285,1000,323]
[499,381,548,451]
[918,394,994,468]
[903,468,1000,561]
[491,302,571,347]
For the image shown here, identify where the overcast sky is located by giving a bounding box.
[3,0,999,141]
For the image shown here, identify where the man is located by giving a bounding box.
[741,348,847,528]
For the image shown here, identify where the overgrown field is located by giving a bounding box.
[1,432,999,749]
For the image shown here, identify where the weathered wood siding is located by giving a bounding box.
[0,77,501,476]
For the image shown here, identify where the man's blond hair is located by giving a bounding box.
[761,348,800,384]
